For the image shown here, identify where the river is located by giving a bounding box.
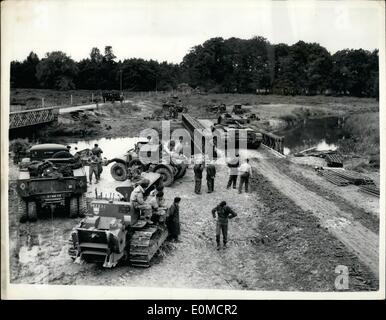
[275,116,349,155]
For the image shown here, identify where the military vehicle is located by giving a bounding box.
[16,144,88,223]
[102,91,124,103]
[162,95,188,119]
[232,104,247,115]
[68,172,168,268]
[108,140,187,187]
[213,123,263,149]
[218,112,250,125]
[207,103,226,114]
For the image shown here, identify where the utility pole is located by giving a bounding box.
[119,70,123,96]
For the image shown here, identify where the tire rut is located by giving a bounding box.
[252,158,379,277]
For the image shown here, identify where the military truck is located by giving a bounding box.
[68,172,168,268]
[16,144,88,223]
[102,91,124,103]
[108,140,187,187]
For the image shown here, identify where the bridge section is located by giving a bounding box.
[9,107,59,129]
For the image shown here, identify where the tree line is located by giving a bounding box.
[10,37,379,97]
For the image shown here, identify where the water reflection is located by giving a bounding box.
[276,117,347,155]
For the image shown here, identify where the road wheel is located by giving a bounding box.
[110,163,127,181]
[155,167,174,187]
[69,197,79,218]
[19,199,28,223]
[27,201,37,222]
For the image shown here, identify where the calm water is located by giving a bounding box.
[275,117,349,155]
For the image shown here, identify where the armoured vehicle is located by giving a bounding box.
[207,103,226,114]
[213,123,263,149]
[217,112,250,125]
[162,95,187,119]
[68,172,168,268]
[108,140,187,187]
[102,91,124,103]
[16,144,87,222]
[232,104,247,115]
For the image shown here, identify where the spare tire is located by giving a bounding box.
[155,166,174,187]
[110,162,127,181]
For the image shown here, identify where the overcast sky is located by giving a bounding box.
[2,0,384,63]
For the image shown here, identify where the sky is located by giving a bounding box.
[2,0,384,64]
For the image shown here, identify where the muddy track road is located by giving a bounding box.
[251,153,379,277]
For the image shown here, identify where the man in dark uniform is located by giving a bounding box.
[206,161,216,193]
[167,197,181,242]
[212,201,237,249]
[193,159,204,194]
[91,143,103,179]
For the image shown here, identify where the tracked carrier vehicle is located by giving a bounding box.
[68,172,168,268]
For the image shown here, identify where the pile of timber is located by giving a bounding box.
[359,184,380,197]
[328,169,374,185]
[318,170,350,186]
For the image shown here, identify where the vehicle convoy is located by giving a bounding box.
[108,140,188,187]
[16,144,88,223]
[68,172,168,268]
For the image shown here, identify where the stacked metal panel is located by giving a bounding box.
[359,184,380,197]
[328,169,374,185]
[318,170,350,186]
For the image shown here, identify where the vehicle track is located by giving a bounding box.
[252,156,379,277]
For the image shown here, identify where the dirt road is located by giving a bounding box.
[252,156,379,277]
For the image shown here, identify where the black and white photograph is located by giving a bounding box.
[1,0,385,300]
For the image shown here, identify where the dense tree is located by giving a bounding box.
[36,51,78,90]
[10,52,40,88]
[10,39,379,97]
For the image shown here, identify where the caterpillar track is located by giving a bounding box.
[129,225,169,267]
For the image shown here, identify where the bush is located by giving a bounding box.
[9,138,31,163]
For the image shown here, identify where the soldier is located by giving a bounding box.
[130,179,152,223]
[193,158,204,194]
[91,143,103,179]
[212,201,237,250]
[226,154,240,189]
[167,197,182,242]
[88,154,100,184]
[238,158,252,193]
[149,191,167,224]
[206,161,216,193]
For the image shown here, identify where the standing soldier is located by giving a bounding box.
[167,197,182,242]
[193,158,204,194]
[226,154,240,189]
[91,143,103,180]
[212,201,237,250]
[206,161,216,193]
[238,158,252,193]
[88,153,100,184]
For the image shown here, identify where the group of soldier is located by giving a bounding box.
[129,179,182,242]
[193,153,253,194]
[87,144,104,184]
